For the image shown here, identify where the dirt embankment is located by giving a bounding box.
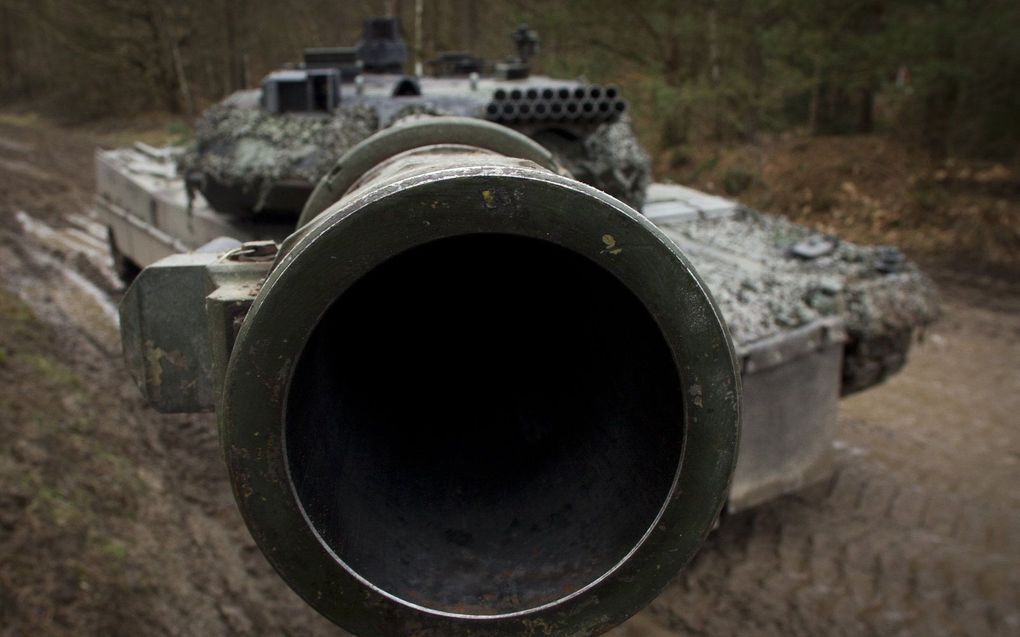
[1,115,1018,636]
[0,116,342,637]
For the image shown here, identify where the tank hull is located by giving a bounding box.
[98,143,937,511]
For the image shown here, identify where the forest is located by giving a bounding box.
[1,0,1017,161]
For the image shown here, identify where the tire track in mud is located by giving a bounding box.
[0,220,348,635]
[1,290,342,634]
[1,212,120,355]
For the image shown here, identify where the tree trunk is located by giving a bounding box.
[746,22,766,139]
[169,31,194,116]
[857,87,874,133]
[162,4,194,116]
[415,0,424,73]
[809,61,822,134]
[463,0,477,53]
[0,2,15,97]
[224,0,240,93]
[708,1,722,139]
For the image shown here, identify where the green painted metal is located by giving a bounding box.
[120,252,220,413]
[223,156,739,635]
[119,253,272,413]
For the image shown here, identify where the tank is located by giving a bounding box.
[120,117,741,636]
[97,21,940,636]
[97,134,937,515]
[178,18,651,219]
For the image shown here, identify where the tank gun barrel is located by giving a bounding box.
[118,117,739,636]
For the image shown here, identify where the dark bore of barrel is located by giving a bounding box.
[286,235,684,614]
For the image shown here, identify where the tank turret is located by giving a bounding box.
[178,22,651,218]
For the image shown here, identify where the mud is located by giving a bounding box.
[2,118,1018,636]
[0,118,344,637]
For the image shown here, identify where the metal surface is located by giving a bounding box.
[119,252,270,412]
[730,318,846,510]
[120,252,218,412]
[642,183,737,221]
[95,148,293,269]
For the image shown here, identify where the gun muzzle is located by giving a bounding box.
[122,117,739,636]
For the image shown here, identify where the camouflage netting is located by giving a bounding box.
[179,101,380,212]
[656,208,940,393]
[180,94,651,214]
[531,117,651,210]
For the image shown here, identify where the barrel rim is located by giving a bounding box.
[222,165,740,636]
[297,116,561,229]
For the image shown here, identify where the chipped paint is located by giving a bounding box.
[143,339,164,395]
[601,234,622,255]
[481,189,496,209]
[689,383,704,408]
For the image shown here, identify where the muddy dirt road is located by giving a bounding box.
[1,117,1017,636]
